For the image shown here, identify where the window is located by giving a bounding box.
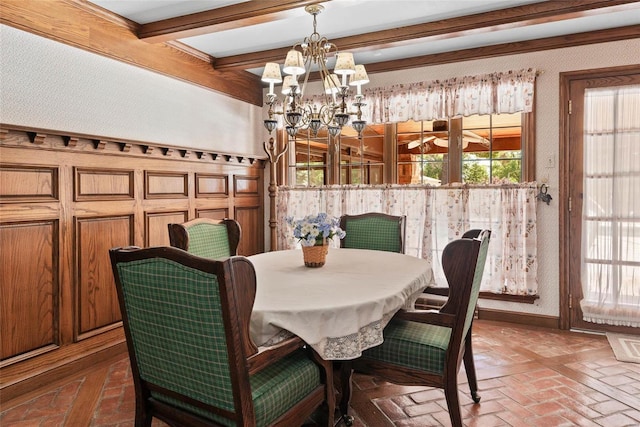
[462,113,523,184]
[395,113,524,185]
[290,129,328,186]
[287,125,385,186]
[284,112,532,186]
[339,125,384,185]
[397,120,448,185]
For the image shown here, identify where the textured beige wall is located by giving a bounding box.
[0,25,265,157]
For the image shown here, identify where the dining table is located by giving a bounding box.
[248,247,433,424]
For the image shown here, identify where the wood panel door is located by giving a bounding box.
[561,66,640,333]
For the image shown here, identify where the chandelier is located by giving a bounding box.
[261,4,369,138]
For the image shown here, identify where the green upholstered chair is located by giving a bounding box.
[168,218,241,259]
[352,230,491,427]
[416,228,486,400]
[109,246,334,427]
[339,212,406,253]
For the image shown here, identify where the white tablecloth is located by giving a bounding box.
[248,248,432,360]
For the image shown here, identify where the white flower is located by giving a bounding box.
[287,213,346,247]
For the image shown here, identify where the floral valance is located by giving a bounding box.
[361,68,537,123]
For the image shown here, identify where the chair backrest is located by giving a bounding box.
[110,246,257,425]
[440,229,491,359]
[339,212,406,253]
[168,218,241,259]
[462,229,482,239]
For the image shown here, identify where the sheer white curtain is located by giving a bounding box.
[580,85,640,327]
[277,184,538,295]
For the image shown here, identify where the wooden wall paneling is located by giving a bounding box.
[233,173,263,255]
[0,220,59,363]
[0,125,265,401]
[144,171,188,199]
[75,215,133,340]
[234,206,263,256]
[195,173,229,198]
[196,208,229,220]
[58,162,75,347]
[192,195,231,219]
[0,160,62,224]
[145,211,188,247]
[0,164,58,202]
[74,168,134,201]
[233,175,260,196]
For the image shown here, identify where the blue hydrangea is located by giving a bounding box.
[288,213,346,247]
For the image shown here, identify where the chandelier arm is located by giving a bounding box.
[300,55,312,98]
[318,104,334,126]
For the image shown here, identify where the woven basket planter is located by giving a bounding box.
[302,242,329,268]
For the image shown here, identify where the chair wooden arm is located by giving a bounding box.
[393,309,456,328]
[247,335,306,375]
[422,286,450,297]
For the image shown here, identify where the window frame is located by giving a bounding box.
[281,110,535,185]
[394,112,534,185]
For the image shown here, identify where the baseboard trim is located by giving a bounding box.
[478,307,559,329]
[1,333,127,406]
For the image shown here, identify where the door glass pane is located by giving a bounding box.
[580,85,640,327]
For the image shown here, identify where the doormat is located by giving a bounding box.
[606,333,640,363]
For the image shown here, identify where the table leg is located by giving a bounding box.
[339,361,354,426]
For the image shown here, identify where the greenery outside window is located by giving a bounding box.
[396,113,524,185]
[462,113,523,184]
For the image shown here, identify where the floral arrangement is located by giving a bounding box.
[286,213,346,247]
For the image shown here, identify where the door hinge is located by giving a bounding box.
[569,294,572,309]
[568,197,572,212]
[568,100,572,115]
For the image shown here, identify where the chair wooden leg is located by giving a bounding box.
[339,361,354,426]
[322,360,336,427]
[444,379,463,427]
[134,409,152,427]
[463,327,481,403]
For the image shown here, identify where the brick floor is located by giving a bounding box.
[2,320,639,426]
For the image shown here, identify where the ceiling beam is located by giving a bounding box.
[211,0,640,71]
[291,24,639,82]
[1,0,264,106]
[362,25,640,75]
[138,0,328,43]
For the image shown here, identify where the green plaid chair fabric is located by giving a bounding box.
[183,222,231,258]
[354,230,491,427]
[168,218,241,259]
[110,246,334,427]
[340,213,406,253]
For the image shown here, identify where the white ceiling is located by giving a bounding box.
[89,0,640,76]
